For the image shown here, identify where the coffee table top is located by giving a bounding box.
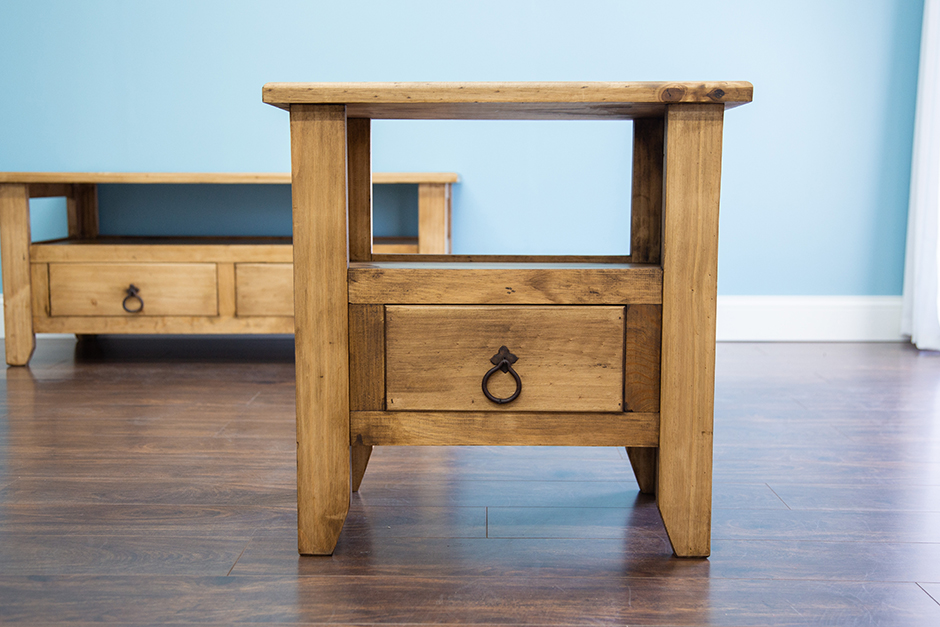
[262,81,752,120]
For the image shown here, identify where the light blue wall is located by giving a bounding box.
[0,0,924,295]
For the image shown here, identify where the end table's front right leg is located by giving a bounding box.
[658,104,724,558]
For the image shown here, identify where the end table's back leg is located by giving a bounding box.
[626,117,665,492]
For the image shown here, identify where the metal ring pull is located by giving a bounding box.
[482,345,521,404]
[122,284,144,313]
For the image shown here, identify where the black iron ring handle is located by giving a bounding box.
[482,346,522,404]
[122,284,144,313]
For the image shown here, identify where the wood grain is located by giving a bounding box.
[624,304,662,412]
[67,183,99,239]
[0,183,36,365]
[235,263,293,316]
[385,305,624,412]
[263,81,755,118]
[417,183,450,254]
[349,264,662,305]
[624,304,663,495]
[631,117,664,264]
[216,262,236,318]
[29,263,50,319]
[351,411,660,446]
[290,104,350,555]
[31,241,294,263]
[347,118,372,262]
[348,304,385,412]
[27,183,71,198]
[657,104,725,557]
[0,171,458,185]
[32,314,293,334]
[48,263,218,317]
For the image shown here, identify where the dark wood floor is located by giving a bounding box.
[1,336,939,625]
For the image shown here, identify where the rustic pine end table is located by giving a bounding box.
[262,81,753,558]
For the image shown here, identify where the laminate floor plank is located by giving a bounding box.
[1,575,938,626]
[768,483,940,511]
[0,533,248,576]
[712,507,940,543]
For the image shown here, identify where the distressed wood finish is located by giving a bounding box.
[216,262,236,318]
[269,82,747,559]
[418,183,450,254]
[235,263,293,317]
[0,171,458,185]
[347,118,373,262]
[385,306,625,413]
[657,104,725,557]
[631,117,664,265]
[624,305,662,412]
[67,183,99,239]
[349,264,662,305]
[624,304,663,494]
[351,411,660,446]
[263,81,754,117]
[348,304,385,412]
[29,263,50,319]
[27,183,71,198]
[33,315,293,334]
[48,263,218,317]
[0,184,35,365]
[290,104,351,555]
[348,304,383,491]
[31,241,294,264]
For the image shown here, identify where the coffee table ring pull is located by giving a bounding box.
[482,345,521,404]
[122,284,144,313]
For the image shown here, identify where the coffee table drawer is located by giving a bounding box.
[48,263,218,316]
[385,305,624,412]
[235,263,293,316]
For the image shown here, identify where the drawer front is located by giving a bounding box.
[385,305,624,412]
[235,263,293,316]
[48,263,218,316]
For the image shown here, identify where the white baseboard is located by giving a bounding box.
[0,294,907,342]
[715,295,904,341]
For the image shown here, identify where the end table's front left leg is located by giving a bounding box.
[290,104,351,555]
[658,104,724,558]
[0,184,36,366]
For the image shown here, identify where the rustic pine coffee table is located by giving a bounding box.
[263,81,752,558]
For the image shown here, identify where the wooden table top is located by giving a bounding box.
[0,172,459,185]
[262,81,753,120]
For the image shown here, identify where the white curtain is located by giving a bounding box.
[903,0,940,350]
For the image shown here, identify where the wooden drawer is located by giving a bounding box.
[385,305,625,412]
[48,263,218,316]
[235,263,293,316]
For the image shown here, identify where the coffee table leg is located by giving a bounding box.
[290,104,351,555]
[0,184,36,367]
[658,104,724,558]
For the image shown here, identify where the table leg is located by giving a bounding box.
[658,104,724,558]
[627,118,665,491]
[290,104,351,555]
[417,183,451,254]
[0,184,36,366]
[67,183,99,239]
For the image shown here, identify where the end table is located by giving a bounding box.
[262,81,753,557]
